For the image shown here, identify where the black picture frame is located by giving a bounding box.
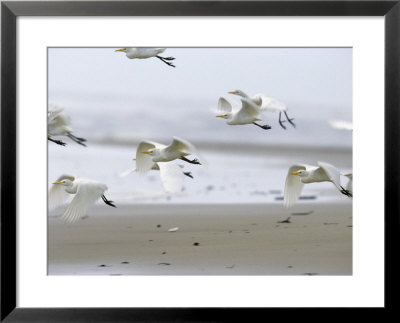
[1,1,398,321]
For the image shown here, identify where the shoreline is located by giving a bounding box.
[48,201,352,276]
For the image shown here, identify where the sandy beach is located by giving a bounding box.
[48,200,352,276]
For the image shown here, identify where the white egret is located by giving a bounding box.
[344,173,353,195]
[228,89,295,129]
[216,97,271,130]
[135,137,204,173]
[49,175,116,223]
[48,106,87,146]
[283,161,352,207]
[329,120,353,131]
[114,47,176,67]
[120,160,193,194]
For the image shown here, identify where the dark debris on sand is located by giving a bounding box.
[277,216,291,224]
[291,211,314,216]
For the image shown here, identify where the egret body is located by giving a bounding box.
[284,161,352,207]
[115,47,176,67]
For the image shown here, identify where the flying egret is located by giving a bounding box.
[48,106,87,146]
[344,173,353,195]
[120,160,193,194]
[283,161,352,207]
[216,97,272,130]
[329,120,353,131]
[135,137,204,173]
[114,47,176,67]
[228,89,295,129]
[49,175,116,223]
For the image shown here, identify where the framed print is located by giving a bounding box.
[1,0,399,321]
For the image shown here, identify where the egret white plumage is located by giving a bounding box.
[135,137,204,173]
[114,47,176,67]
[120,160,193,194]
[228,89,295,129]
[344,173,353,195]
[283,161,352,207]
[49,175,116,223]
[48,106,87,146]
[216,97,271,130]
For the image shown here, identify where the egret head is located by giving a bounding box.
[53,178,73,186]
[228,89,247,98]
[344,173,352,179]
[115,48,127,53]
[141,149,155,156]
[290,170,308,177]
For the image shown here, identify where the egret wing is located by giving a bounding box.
[154,48,166,54]
[167,137,197,155]
[61,180,106,223]
[135,140,159,173]
[256,94,287,112]
[345,174,353,193]
[237,98,260,119]
[48,174,75,211]
[168,137,207,166]
[283,165,306,208]
[217,97,233,113]
[48,112,73,136]
[317,161,342,191]
[158,162,184,194]
[48,106,64,122]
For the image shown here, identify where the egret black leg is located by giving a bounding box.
[278,112,287,130]
[67,133,87,147]
[102,194,116,207]
[156,56,176,68]
[69,133,86,142]
[253,122,271,130]
[183,172,194,179]
[284,111,296,127]
[48,137,67,146]
[339,186,353,198]
[180,156,201,165]
[160,56,175,61]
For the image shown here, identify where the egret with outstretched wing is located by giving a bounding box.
[228,89,295,129]
[49,175,116,223]
[216,97,271,130]
[48,106,87,146]
[283,161,352,207]
[137,137,205,171]
[115,47,176,67]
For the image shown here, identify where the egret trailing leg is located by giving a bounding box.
[48,137,66,146]
[101,194,116,207]
[156,55,176,67]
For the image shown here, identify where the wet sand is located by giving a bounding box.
[48,201,352,275]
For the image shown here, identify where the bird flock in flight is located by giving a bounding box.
[48,47,353,223]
